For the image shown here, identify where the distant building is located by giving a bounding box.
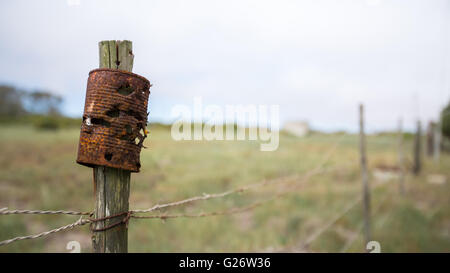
[284,121,309,137]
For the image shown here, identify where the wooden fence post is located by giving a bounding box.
[91,40,134,253]
[398,118,405,195]
[412,120,422,176]
[359,104,371,248]
[426,121,434,157]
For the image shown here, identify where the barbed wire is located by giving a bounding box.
[132,198,272,220]
[0,168,330,220]
[0,217,91,246]
[0,134,346,247]
[0,209,91,216]
[0,163,348,246]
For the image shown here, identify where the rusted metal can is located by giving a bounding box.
[76,68,151,172]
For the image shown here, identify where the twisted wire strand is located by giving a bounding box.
[0,209,91,216]
[0,217,91,246]
[132,198,271,220]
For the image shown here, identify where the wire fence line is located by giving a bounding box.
[132,197,272,220]
[294,196,363,252]
[273,178,388,253]
[294,179,391,252]
[0,172,313,218]
[0,164,340,219]
[0,148,346,218]
[0,135,349,247]
[0,164,346,246]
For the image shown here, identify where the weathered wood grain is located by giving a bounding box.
[92,40,133,253]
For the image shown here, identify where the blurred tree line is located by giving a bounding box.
[0,85,80,129]
[443,101,450,139]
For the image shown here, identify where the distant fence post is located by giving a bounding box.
[412,120,422,176]
[426,121,434,157]
[359,104,371,249]
[398,118,405,195]
[434,114,441,163]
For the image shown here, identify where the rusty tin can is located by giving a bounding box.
[76,68,151,172]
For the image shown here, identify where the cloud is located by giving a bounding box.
[0,0,448,132]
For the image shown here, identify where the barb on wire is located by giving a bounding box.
[0,217,91,246]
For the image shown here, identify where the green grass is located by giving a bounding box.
[0,125,449,252]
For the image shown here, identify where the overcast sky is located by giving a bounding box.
[0,0,449,132]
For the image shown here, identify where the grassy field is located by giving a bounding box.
[0,125,449,253]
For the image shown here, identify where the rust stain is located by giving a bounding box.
[76,68,151,172]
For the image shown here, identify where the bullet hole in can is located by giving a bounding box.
[120,135,130,141]
[117,83,134,96]
[126,109,143,121]
[91,118,111,127]
[106,108,120,118]
[125,124,133,134]
[104,153,113,161]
